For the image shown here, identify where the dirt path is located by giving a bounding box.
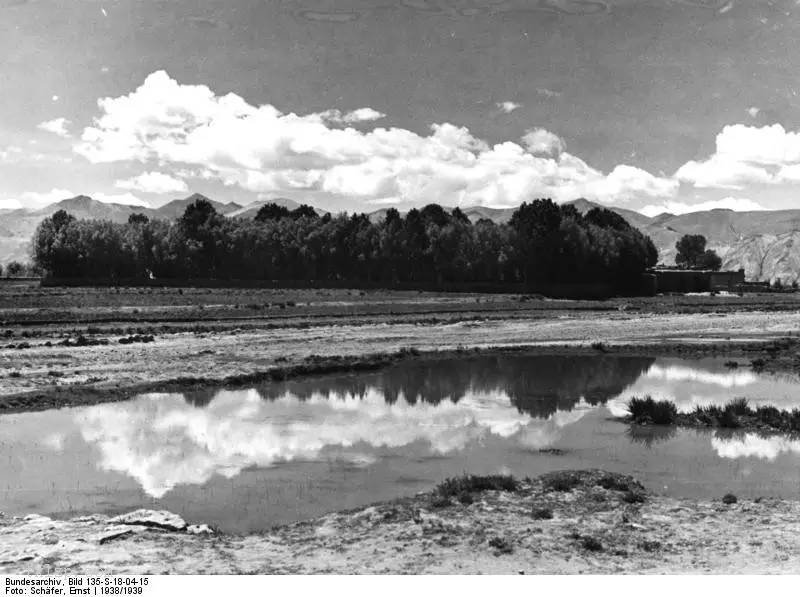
[1,470,797,574]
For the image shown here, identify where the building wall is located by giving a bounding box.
[650,269,745,294]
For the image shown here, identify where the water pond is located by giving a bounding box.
[3,354,800,533]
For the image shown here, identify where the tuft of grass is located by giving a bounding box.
[728,398,750,415]
[434,474,518,500]
[580,536,604,552]
[429,495,452,509]
[724,360,739,369]
[622,491,646,504]
[755,405,782,428]
[457,491,474,505]
[719,405,741,429]
[590,341,607,352]
[626,396,678,425]
[789,409,800,433]
[596,473,637,492]
[543,471,583,492]
[722,493,738,505]
[639,540,661,552]
[750,358,766,371]
[531,507,553,520]
[488,536,514,555]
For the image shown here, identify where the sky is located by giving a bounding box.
[2,0,800,215]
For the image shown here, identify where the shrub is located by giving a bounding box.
[531,507,553,520]
[751,358,766,371]
[724,361,739,368]
[722,493,737,505]
[626,396,677,425]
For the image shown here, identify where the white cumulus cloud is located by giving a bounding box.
[74,70,677,209]
[675,123,800,189]
[37,117,71,138]
[521,127,564,156]
[639,197,765,217]
[116,171,189,194]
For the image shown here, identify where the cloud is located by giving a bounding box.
[0,199,23,210]
[74,70,677,208]
[675,123,800,189]
[94,192,148,206]
[521,128,564,156]
[536,88,561,99]
[639,197,765,217]
[712,433,800,461]
[496,101,521,114]
[37,117,71,138]
[15,188,75,209]
[116,171,189,194]
[675,155,774,189]
[315,107,386,124]
[0,145,23,163]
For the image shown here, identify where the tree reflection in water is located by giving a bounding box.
[186,355,656,419]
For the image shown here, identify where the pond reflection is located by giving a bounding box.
[3,354,800,532]
[712,432,800,461]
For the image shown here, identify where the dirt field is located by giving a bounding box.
[3,469,799,574]
[1,282,799,412]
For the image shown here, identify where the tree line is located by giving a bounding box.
[31,198,659,291]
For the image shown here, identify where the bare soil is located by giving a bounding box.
[2,470,798,574]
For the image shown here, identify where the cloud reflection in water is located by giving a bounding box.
[75,388,589,498]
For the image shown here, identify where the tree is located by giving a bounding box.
[675,234,721,270]
[6,261,25,277]
[25,197,662,293]
[128,213,149,225]
[290,205,318,220]
[696,249,722,271]
[255,203,291,222]
[585,207,628,231]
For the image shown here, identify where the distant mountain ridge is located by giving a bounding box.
[2,194,799,283]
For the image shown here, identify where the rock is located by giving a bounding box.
[41,534,59,545]
[97,527,136,545]
[186,524,213,535]
[108,510,187,532]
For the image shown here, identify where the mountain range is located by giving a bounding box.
[1,193,798,283]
